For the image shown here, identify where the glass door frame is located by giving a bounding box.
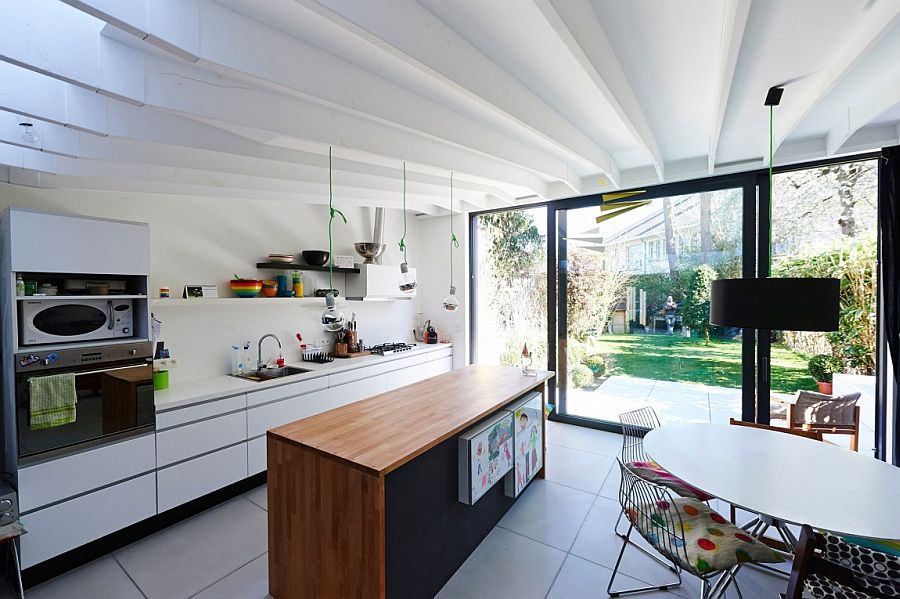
[547,172,760,432]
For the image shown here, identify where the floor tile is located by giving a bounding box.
[546,423,623,456]
[245,484,267,511]
[599,459,621,500]
[28,556,143,599]
[115,498,268,599]
[548,554,675,599]
[544,443,613,494]
[193,553,270,599]
[435,528,565,599]
[499,480,595,551]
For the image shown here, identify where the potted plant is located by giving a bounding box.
[807,354,844,395]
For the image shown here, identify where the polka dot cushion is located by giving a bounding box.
[803,532,900,598]
[627,461,715,502]
[626,497,783,576]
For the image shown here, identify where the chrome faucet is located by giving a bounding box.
[257,334,282,371]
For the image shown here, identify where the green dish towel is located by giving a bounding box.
[29,373,77,430]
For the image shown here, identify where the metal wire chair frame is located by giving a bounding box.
[608,460,744,599]
[619,406,661,465]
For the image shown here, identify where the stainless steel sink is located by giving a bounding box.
[232,366,313,382]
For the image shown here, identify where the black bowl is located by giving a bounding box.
[301,250,330,267]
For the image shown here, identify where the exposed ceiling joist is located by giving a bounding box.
[826,82,900,156]
[537,0,664,181]
[709,0,752,174]
[769,1,900,158]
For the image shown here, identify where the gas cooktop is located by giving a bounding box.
[368,342,417,355]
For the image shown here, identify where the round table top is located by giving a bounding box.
[643,423,900,539]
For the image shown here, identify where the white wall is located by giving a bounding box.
[0,183,422,382]
[413,213,469,369]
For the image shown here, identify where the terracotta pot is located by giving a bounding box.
[816,381,833,395]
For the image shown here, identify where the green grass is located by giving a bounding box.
[591,334,816,393]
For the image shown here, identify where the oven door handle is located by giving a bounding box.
[107,300,115,331]
[73,364,148,377]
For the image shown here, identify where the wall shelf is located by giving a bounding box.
[16,294,149,301]
[151,297,345,307]
[256,262,359,274]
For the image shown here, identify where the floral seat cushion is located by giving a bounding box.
[626,497,783,576]
[627,460,715,502]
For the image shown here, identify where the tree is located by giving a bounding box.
[662,197,677,274]
[699,191,712,263]
[479,211,544,284]
[681,265,716,344]
[567,247,630,341]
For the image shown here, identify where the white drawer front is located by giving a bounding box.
[327,362,392,387]
[330,374,389,409]
[246,376,329,407]
[427,347,453,361]
[20,473,156,568]
[247,389,330,438]
[157,443,248,512]
[156,411,247,467]
[156,394,246,429]
[248,436,266,476]
[18,434,156,513]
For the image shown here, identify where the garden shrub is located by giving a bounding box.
[681,265,717,344]
[808,354,844,383]
[583,354,607,377]
[569,364,594,388]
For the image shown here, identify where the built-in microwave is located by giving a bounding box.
[19,298,134,346]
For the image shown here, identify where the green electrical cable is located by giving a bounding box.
[399,161,408,262]
[768,104,774,272]
[327,146,347,291]
[449,172,459,288]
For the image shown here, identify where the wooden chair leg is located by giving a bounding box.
[730,503,736,524]
[851,405,860,452]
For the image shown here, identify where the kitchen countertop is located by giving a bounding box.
[268,364,553,476]
[153,343,453,411]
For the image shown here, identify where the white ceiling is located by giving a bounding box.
[1,0,899,215]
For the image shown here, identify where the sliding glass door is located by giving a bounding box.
[555,186,751,427]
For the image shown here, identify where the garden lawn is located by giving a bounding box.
[593,334,816,393]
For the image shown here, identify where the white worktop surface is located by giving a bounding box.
[153,343,452,411]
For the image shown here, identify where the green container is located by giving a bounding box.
[153,370,169,391]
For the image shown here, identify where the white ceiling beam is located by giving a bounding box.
[709,0,752,174]
[769,1,900,157]
[826,81,900,156]
[537,0,663,181]
[53,0,576,189]
[0,110,80,157]
[281,0,618,184]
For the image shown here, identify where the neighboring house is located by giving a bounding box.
[571,196,734,275]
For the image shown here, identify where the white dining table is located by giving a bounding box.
[643,423,900,541]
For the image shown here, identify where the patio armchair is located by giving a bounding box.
[609,459,784,598]
[784,524,900,598]
[615,407,714,536]
[789,390,861,451]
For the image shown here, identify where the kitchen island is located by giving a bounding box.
[267,364,554,599]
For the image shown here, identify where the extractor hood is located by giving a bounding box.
[346,264,417,301]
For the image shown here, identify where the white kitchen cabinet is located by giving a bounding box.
[328,361,393,387]
[246,376,329,408]
[329,373,389,408]
[18,434,156,513]
[248,436,267,476]
[385,355,452,390]
[246,388,330,438]
[156,411,247,467]
[157,443,247,512]
[156,393,246,429]
[20,473,156,568]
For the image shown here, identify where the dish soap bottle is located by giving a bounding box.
[15,274,24,297]
[232,345,242,376]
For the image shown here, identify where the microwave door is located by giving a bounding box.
[21,300,115,345]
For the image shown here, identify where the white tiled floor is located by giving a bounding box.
[25,422,790,598]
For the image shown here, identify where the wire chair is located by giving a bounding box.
[609,460,743,599]
[619,406,661,465]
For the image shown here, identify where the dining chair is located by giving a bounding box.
[784,524,900,598]
[609,459,783,599]
[615,408,715,537]
[789,390,861,451]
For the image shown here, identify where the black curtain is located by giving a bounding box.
[879,145,900,465]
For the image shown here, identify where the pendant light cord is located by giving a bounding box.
[327,146,347,290]
[399,162,409,262]
[449,172,459,287]
[768,104,774,271]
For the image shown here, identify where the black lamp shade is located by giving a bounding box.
[710,278,840,331]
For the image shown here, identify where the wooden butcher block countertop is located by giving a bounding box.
[268,364,554,476]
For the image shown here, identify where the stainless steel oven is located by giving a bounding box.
[15,342,155,463]
[18,298,134,346]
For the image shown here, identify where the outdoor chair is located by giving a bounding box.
[609,459,783,598]
[615,407,714,536]
[784,524,900,598]
[789,390,861,451]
